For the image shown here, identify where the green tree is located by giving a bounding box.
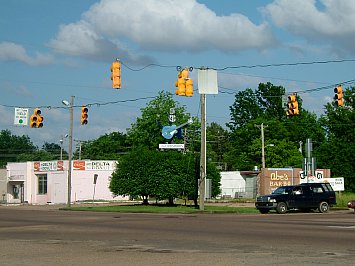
[110,147,220,205]
[227,88,262,131]
[42,142,62,159]
[206,122,230,170]
[0,130,37,167]
[127,91,194,149]
[316,86,355,192]
[225,82,323,170]
[77,132,129,160]
[256,82,286,120]
[17,150,54,162]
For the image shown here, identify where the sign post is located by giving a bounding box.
[92,174,98,205]
[197,68,218,210]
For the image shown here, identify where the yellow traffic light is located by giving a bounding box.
[185,78,193,97]
[30,114,37,128]
[334,85,344,107]
[177,77,186,96]
[181,68,189,79]
[36,115,43,128]
[81,106,88,125]
[30,108,43,128]
[110,60,121,89]
[286,95,299,116]
[35,108,43,127]
[174,67,193,96]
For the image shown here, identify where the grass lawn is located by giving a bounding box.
[61,204,260,214]
[60,192,355,214]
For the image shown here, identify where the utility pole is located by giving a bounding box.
[197,67,218,211]
[255,123,268,169]
[79,141,82,160]
[305,138,314,178]
[67,96,74,207]
[74,139,83,160]
[199,94,206,210]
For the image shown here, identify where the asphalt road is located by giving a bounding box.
[0,206,354,266]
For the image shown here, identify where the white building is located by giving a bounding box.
[219,171,258,199]
[0,169,6,203]
[6,160,128,205]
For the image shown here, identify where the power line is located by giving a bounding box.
[218,79,355,97]
[210,59,355,71]
[218,71,330,85]
[1,58,354,110]
[295,79,355,94]
[1,79,353,111]
[120,61,177,71]
[0,96,156,110]
[120,58,355,72]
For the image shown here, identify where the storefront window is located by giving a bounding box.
[37,174,47,194]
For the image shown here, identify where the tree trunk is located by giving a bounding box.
[142,196,149,205]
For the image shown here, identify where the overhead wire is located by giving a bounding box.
[0,96,156,110]
[120,58,355,98]
[2,58,355,110]
[120,61,177,71]
[208,59,355,71]
[218,79,355,97]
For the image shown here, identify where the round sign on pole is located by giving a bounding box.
[169,114,176,123]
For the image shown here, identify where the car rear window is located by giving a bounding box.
[312,187,323,193]
[272,187,291,195]
[321,183,334,192]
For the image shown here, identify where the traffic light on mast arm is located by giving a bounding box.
[174,67,193,97]
[110,59,121,89]
[30,108,43,128]
[286,95,299,116]
[334,85,344,107]
[81,106,88,125]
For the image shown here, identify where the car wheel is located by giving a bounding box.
[318,201,329,213]
[276,202,287,214]
[259,209,269,214]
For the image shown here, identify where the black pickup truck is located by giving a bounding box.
[255,182,336,214]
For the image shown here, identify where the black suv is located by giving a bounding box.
[255,183,336,214]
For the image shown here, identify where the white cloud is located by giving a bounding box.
[1,82,33,98]
[263,0,355,55]
[48,21,154,65]
[49,0,277,61]
[0,42,54,65]
[0,106,13,126]
[218,72,264,90]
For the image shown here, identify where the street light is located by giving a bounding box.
[262,144,275,169]
[60,134,68,160]
[62,96,74,207]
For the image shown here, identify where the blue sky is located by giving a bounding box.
[1,0,355,149]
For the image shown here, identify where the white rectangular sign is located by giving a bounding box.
[14,108,29,126]
[324,177,345,191]
[159,144,185,149]
[73,160,117,171]
[198,69,218,94]
[34,161,64,172]
[85,161,116,171]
